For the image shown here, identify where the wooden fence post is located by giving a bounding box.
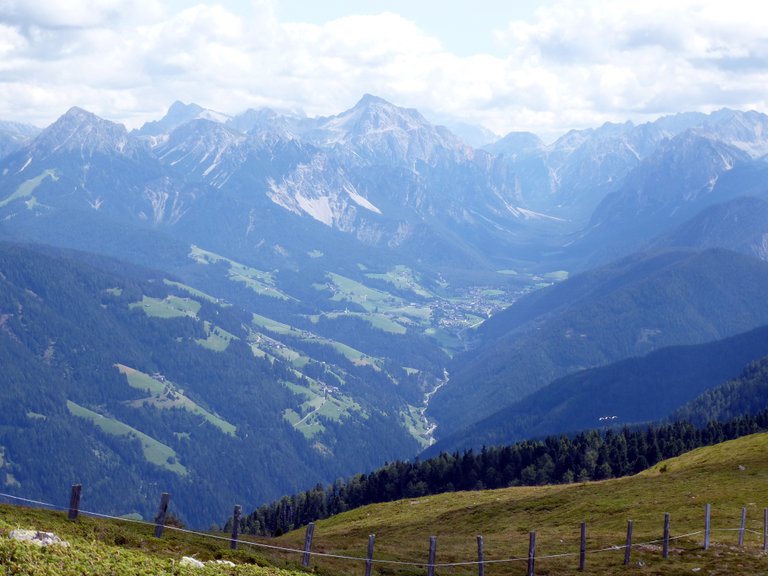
[764,508,767,552]
[527,531,536,576]
[663,512,670,559]
[67,484,82,521]
[476,535,485,576]
[704,504,711,550]
[302,522,315,567]
[579,522,586,571]
[230,505,241,550]
[739,507,746,546]
[153,492,170,538]
[427,536,437,576]
[623,520,633,565]
[365,534,375,576]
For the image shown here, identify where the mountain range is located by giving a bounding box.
[2,95,768,525]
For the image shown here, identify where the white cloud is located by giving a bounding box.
[0,0,766,140]
[0,0,161,29]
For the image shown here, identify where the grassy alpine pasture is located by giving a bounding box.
[251,313,381,368]
[116,364,237,437]
[274,433,768,575]
[65,400,188,476]
[1,434,767,575]
[189,245,294,301]
[196,320,238,352]
[131,295,201,319]
[0,503,302,576]
[0,169,58,209]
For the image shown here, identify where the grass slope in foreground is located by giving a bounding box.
[0,504,301,576]
[274,433,768,575]
[1,434,766,575]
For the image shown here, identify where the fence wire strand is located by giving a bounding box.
[0,490,764,569]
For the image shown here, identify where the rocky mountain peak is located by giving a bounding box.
[0,120,40,159]
[698,109,768,157]
[31,107,141,158]
[135,101,231,138]
[308,94,471,166]
[227,108,305,142]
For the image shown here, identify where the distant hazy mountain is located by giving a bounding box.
[0,120,40,160]
[570,110,768,265]
[134,100,231,138]
[442,121,499,149]
[649,195,768,260]
[0,97,556,271]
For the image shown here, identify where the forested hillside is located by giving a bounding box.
[428,324,768,453]
[241,409,768,536]
[673,355,768,425]
[0,242,421,527]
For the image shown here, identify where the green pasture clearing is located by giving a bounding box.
[308,311,409,334]
[66,400,187,476]
[285,392,361,439]
[282,378,360,439]
[115,364,236,436]
[130,295,201,319]
[163,279,224,304]
[389,303,432,322]
[400,404,432,448]
[0,169,58,208]
[189,246,293,300]
[195,321,237,352]
[116,363,165,394]
[423,326,462,353]
[362,313,408,333]
[321,272,405,313]
[251,313,293,335]
[365,265,433,298]
[247,331,305,366]
[252,313,380,367]
[543,269,570,280]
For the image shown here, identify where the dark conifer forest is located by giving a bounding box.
[243,407,768,536]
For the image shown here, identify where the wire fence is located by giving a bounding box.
[1,488,767,575]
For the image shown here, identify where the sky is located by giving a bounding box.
[0,0,766,141]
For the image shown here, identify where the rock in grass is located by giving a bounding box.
[179,556,205,568]
[9,529,68,547]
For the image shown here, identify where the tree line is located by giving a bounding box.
[241,410,768,536]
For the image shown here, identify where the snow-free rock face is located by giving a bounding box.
[4,98,768,271]
[302,94,474,167]
[30,107,146,160]
[135,101,231,139]
[0,121,40,160]
[156,119,249,188]
[267,152,381,229]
